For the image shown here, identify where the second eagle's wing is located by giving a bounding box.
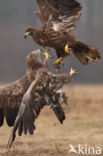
[7,70,70,149]
[7,77,46,149]
[0,75,31,127]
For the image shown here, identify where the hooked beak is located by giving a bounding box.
[24,32,30,39]
[37,49,42,55]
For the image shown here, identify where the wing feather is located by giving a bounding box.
[18,119,23,136]
[0,75,31,127]
[7,78,44,149]
[0,108,4,126]
[7,69,77,149]
[36,0,82,31]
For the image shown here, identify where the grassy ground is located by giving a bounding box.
[0,85,103,156]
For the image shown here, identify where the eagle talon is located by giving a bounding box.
[42,48,54,58]
[70,68,78,76]
[64,44,72,54]
[54,57,63,66]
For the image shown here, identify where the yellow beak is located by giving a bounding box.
[24,32,30,39]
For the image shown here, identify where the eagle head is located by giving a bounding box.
[26,50,43,69]
[24,27,34,39]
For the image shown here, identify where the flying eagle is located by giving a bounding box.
[2,51,77,149]
[24,0,101,70]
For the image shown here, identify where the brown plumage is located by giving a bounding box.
[24,0,101,65]
[7,51,77,149]
[0,50,44,127]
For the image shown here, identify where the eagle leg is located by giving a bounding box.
[54,57,64,72]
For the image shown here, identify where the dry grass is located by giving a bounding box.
[0,85,103,156]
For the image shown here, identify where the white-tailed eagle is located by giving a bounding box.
[1,50,77,149]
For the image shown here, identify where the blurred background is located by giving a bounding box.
[0,2,103,155]
[0,0,103,83]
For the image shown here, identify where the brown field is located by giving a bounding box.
[0,85,103,156]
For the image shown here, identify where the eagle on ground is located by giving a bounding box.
[24,0,101,71]
[0,50,77,148]
[0,50,76,149]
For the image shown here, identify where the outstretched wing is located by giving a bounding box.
[36,0,82,31]
[7,77,46,149]
[7,69,77,149]
[7,70,71,148]
[0,75,31,127]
